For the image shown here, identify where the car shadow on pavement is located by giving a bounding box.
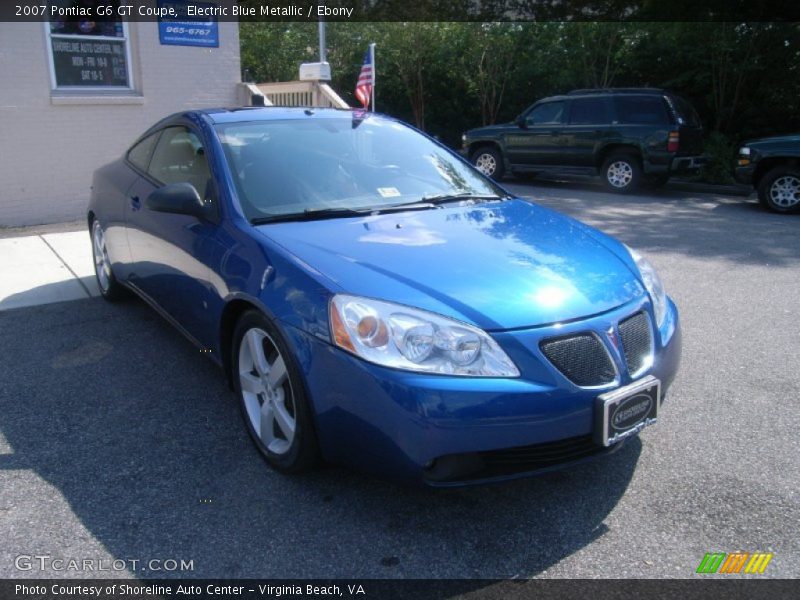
[0,295,641,580]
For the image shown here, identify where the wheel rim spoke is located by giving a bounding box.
[267,354,287,389]
[273,399,296,442]
[240,372,264,395]
[245,329,269,375]
[260,400,276,447]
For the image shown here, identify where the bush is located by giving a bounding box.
[698,131,737,185]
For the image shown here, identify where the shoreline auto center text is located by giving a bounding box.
[14,583,366,598]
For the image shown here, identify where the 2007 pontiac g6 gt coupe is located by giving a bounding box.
[89,107,681,485]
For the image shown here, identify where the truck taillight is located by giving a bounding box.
[668,131,680,153]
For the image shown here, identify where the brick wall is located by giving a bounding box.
[0,20,241,226]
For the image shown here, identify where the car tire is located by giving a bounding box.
[644,174,670,189]
[758,166,800,214]
[91,219,128,301]
[602,153,642,193]
[232,310,318,474]
[471,146,505,180]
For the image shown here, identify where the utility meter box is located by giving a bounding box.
[299,62,331,81]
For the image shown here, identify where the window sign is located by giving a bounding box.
[46,1,133,91]
[158,1,220,48]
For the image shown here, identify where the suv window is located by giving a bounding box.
[615,96,671,125]
[526,101,566,126]
[126,132,159,172]
[569,98,610,125]
[670,95,702,128]
[148,126,211,195]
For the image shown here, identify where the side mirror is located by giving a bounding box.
[515,115,527,128]
[146,182,208,219]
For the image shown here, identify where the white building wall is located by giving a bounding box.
[0,20,241,226]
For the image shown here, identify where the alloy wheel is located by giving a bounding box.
[238,328,295,455]
[92,221,112,292]
[769,175,800,208]
[607,161,634,189]
[474,153,497,176]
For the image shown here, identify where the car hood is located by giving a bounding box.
[257,199,644,331]
[746,133,800,148]
[465,123,515,138]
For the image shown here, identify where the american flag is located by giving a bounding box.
[354,48,373,109]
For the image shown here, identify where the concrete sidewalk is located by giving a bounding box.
[0,231,99,311]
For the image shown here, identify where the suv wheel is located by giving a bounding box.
[471,146,505,180]
[758,166,800,214]
[602,154,642,193]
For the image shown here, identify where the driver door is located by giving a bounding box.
[125,124,219,348]
[503,100,567,168]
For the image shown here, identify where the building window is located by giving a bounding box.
[45,1,134,92]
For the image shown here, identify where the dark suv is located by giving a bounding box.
[734,134,800,213]
[462,88,706,193]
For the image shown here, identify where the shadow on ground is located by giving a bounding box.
[506,179,799,268]
[0,296,639,579]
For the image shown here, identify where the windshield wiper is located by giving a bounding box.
[368,193,507,216]
[419,192,507,205]
[250,206,365,225]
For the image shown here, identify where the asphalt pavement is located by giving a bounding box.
[0,180,798,580]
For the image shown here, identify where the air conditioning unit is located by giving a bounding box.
[299,62,331,82]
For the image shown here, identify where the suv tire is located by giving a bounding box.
[602,153,642,194]
[471,146,505,180]
[758,166,800,214]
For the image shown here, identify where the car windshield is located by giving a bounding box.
[215,115,502,221]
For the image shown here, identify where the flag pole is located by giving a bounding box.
[370,43,376,112]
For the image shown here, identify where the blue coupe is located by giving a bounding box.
[88,107,681,486]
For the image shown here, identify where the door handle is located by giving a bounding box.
[130,195,141,211]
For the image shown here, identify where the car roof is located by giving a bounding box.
[192,106,373,124]
[536,88,669,104]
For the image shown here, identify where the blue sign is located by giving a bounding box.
[158,1,219,48]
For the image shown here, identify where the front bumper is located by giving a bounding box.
[734,163,755,186]
[282,296,681,486]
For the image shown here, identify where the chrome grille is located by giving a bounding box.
[540,334,616,387]
[619,311,653,376]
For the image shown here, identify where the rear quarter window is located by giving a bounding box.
[126,132,159,172]
[670,95,702,128]
[614,96,671,126]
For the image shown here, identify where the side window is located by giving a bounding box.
[148,127,211,196]
[615,96,671,125]
[568,98,610,125]
[526,101,566,126]
[126,133,159,172]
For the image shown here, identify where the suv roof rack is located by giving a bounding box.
[567,88,666,95]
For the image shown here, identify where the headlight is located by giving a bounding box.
[461,133,467,145]
[626,246,667,327]
[329,294,519,377]
[739,146,751,156]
